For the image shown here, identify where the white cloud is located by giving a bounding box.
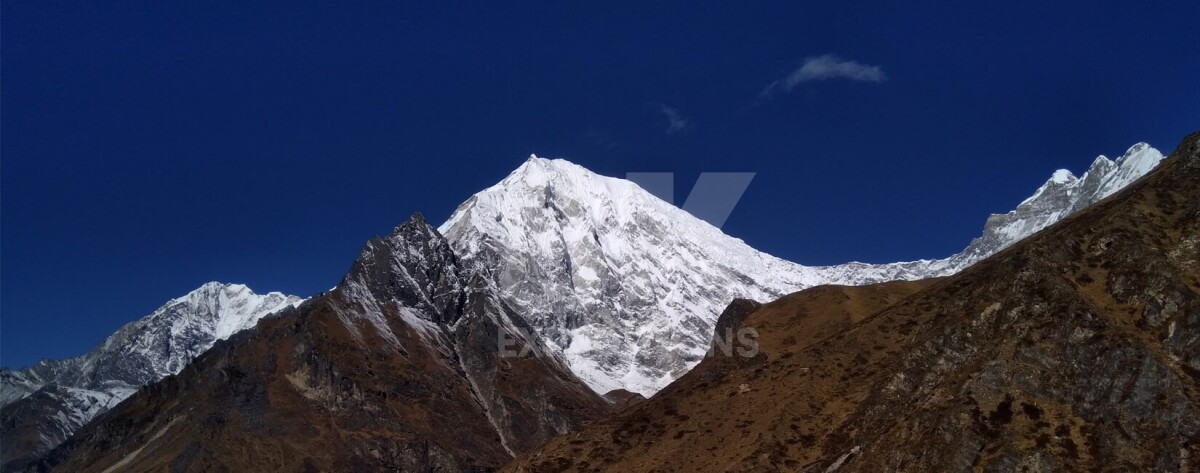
[658,104,691,134]
[760,54,886,98]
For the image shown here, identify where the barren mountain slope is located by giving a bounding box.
[0,283,302,471]
[31,215,611,473]
[508,133,1200,472]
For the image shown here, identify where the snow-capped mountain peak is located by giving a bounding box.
[160,281,300,341]
[1050,168,1077,184]
[1096,142,1161,198]
[0,282,303,466]
[439,155,833,395]
[439,143,1165,396]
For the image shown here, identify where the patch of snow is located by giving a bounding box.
[1050,169,1076,184]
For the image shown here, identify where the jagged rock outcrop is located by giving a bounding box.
[29,214,610,472]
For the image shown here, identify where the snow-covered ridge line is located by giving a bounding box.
[920,142,1164,275]
[0,282,304,463]
[438,143,1164,396]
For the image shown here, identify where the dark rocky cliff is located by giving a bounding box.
[30,214,611,472]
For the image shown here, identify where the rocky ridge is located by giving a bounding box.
[29,214,611,472]
[0,283,301,470]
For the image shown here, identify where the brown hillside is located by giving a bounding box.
[34,214,612,472]
[508,131,1200,472]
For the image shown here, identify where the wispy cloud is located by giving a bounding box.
[658,104,691,134]
[582,128,620,150]
[760,54,886,99]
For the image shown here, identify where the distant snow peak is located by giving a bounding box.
[169,281,301,341]
[0,282,302,460]
[1050,169,1076,184]
[440,143,1164,396]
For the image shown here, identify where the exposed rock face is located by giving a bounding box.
[30,214,610,472]
[601,389,647,409]
[708,299,763,350]
[440,145,1164,396]
[0,283,301,471]
[0,386,123,473]
[506,132,1200,472]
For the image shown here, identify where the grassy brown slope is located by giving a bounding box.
[40,295,510,472]
[506,280,934,472]
[36,216,613,473]
[508,131,1200,472]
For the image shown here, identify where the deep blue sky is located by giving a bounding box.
[3,1,1198,368]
